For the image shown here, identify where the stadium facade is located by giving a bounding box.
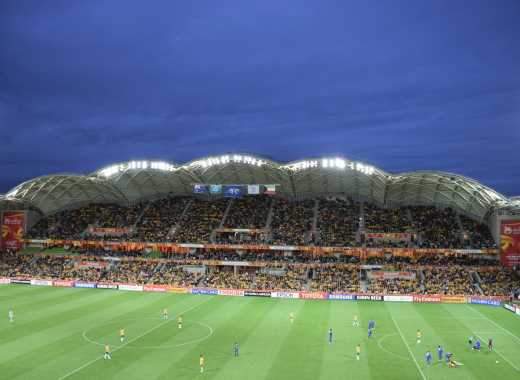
[1,154,519,241]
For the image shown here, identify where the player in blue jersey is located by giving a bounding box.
[425,351,432,366]
[328,328,333,344]
[233,342,239,357]
[445,352,452,365]
[368,328,373,339]
[437,345,443,361]
[368,319,376,330]
[473,339,481,351]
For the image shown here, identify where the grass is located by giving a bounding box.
[1,285,519,380]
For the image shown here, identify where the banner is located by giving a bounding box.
[144,285,168,292]
[500,220,520,267]
[209,185,222,194]
[328,294,356,300]
[76,261,108,269]
[118,284,143,292]
[53,280,75,287]
[97,283,118,289]
[468,297,500,306]
[299,291,327,300]
[191,288,218,295]
[74,282,97,288]
[440,295,467,304]
[1,211,25,250]
[0,278,11,285]
[247,185,260,195]
[193,184,207,194]
[168,287,189,293]
[30,279,53,286]
[244,290,271,297]
[356,295,383,301]
[365,233,412,241]
[271,291,300,299]
[383,295,413,302]
[413,295,441,303]
[218,289,244,297]
[223,185,245,198]
[86,227,131,237]
[11,279,30,285]
[264,184,276,195]
[368,271,416,280]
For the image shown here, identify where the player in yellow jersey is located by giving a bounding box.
[178,315,183,329]
[356,344,361,360]
[104,344,112,360]
[416,329,422,344]
[199,353,205,373]
[353,314,359,327]
[120,328,125,343]
[289,312,295,323]
[162,308,168,320]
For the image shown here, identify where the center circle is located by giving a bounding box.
[82,318,213,350]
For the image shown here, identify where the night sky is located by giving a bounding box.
[1,1,519,196]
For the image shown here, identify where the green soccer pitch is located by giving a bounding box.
[1,285,520,380]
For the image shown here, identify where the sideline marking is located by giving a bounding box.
[390,314,427,380]
[58,297,211,380]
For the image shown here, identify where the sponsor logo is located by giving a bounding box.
[244,290,271,297]
[118,284,143,292]
[11,279,31,285]
[143,285,168,292]
[271,291,300,299]
[357,295,383,301]
[440,295,467,304]
[504,303,516,312]
[53,280,74,287]
[30,279,53,286]
[97,283,118,289]
[469,297,501,306]
[0,278,11,284]
[218,289,244,297]
[328,294,356,300]
[168,287,188,294]
[191,288,218,295]
[74,282,97,289]
[299,291,327,300]
[413,295,441,303]
[383,295,413,302]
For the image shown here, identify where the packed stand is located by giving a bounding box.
[364,204,412,233]
[409,206,462,248]
[310,265,359,293]
[317,198,359,246]
[478,268,520,296]
[270,199,314,245]
[423,267,477,295]
[459,215,496,249]
[223,196,272,229]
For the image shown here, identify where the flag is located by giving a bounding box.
[193,184,207,194]
[264,184,276,195]
[223,185,245,198]
[247,184,260,195]
[210,184,222,194]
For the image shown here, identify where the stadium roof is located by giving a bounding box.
[1,154,515,221]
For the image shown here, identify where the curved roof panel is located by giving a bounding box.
[2,154,514,220]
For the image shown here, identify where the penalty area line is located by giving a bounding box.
[390,314,427,380]
[57,297,211,380]
[474,333,520,372]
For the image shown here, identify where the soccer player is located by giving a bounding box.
[468,335,474,349]
[162,308,168,320]
[199,354,205,373]
[437,345,443,361]
[425,351,432,366]
[104,344,112,360]
[445,352,452,365]
[416,329,422,344]
[473,339,481,351]
[356,344,361,361]
[8,308,14,323]
[328,328,333,344]
[488,338,494,351]
[178,315,183,329]
[119,328,125,343]
[289,312,295,324]
[233,342,239,357]
[368,328,373,339]
[368,319,375,330]
[353,314,359,327]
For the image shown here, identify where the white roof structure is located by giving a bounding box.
[1,154,515,221]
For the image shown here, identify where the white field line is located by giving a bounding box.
[467,305,520,345]
[58,297,211,380]
[389,314,427,380]
[475,334,520,372]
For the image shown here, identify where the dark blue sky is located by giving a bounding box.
[1,0,519,195]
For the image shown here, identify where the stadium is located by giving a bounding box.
[1,154,520,380]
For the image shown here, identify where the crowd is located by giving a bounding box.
[310,265,359,293]
[422,267,477,295]
[478,268,520,296]
[368,278,421,294]
[270,199,314,245]
[26,196,497,250]
[317,198,359,246]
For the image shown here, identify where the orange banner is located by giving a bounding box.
[1,212,25,251]
[500,220,520,267]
